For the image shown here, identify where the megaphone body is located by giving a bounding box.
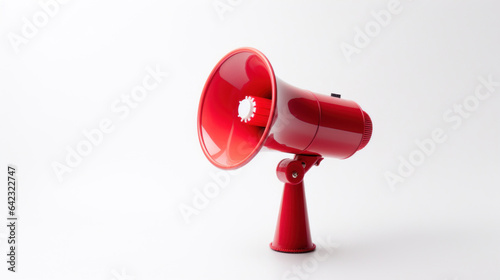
[262,78,371,158]
[197,48,372,253]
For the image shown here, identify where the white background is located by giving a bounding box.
[1,0,500,279]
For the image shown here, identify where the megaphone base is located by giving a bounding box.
[270,155,322,253]
[270,243,316,253]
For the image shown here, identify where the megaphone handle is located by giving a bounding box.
[271,154,323,253]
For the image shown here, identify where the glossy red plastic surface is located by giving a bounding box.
[270,155,323,253]
[198,48,372,169]
[198,48,276,169]
[198,48,373,254]
[302,93,368,158]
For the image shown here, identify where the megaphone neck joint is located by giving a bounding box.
[295,154,324,173]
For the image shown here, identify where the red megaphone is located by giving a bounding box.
[197,47,372,253]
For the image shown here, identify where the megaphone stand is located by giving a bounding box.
[270,154,323,253]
